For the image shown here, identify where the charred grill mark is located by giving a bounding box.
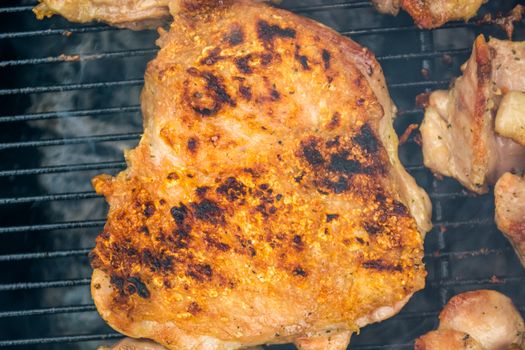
[204,233,231,251]
[167,228,191,249]
[326,214,339,222]
[270,87,280,101]
[191,199,225,225]
[143,201,155,218]
[187,263,213,282]
[236,235,256,257]
[186,68,235,116]
[261,53,273,65]
[302,139,324,167]
[328,112,340,129]
[170,203,188,226]
[110,275,125,294]
[235,53,274,75]
[329,151,363,174]
[239,85,252,100]
[216,177,246,202]
[293,266,308,277]
[322,49,331,69]
[392,200,409,216]
[362,259,402,272]
[196,186,209,198]
[142,249,173,273]
[353,124,378,154]
[326,135,340,148]
[235,54,253,74]
[226,25,244,46]
[167,172,179,180]
[292,234,304,251]
[126,277,150,299]
[256,20,296,48]
[295,45,310,70]
[363,222,381,235]
[187,137,198,153]
[200,47,224,66]
[187,301,202,315]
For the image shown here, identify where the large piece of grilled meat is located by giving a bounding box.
[35,1,432,349]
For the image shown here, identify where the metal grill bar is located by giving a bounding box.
[0,305,95,318]
[0,162,418,178]
[0,333,123,347]
[3,274,523,292]
[0,192,100,205]
[0,79,445,97]
[0,106,140,123]
[0,48,470,69]
[0,246,510,263]
[0,132,141,150]
[0,5,33,13]
[0,220,105,234]
[0,161,125,177]
[0,25,117,40]
[0,190,475,206]
[1,21,478,41]
[0,278,91,291]
[0,79,143,96]
[0,49,156,67]
[0,248,90,262]
[287,1,371,12]
[431,276,525,287]
[0,215,488,235]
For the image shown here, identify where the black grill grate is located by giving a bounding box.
[0,0,524,349]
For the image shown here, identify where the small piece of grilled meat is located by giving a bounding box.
[415,290,525,350]
[371,0,484,29]
[495,172,525,268]
[420,35,525,194]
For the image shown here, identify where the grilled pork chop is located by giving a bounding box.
[371,0,484,28]
[35,1,432,348]
[420,35,525,194]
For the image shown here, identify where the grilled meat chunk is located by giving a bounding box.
[416,290,525,350]
[495,172,525,267]
[371,0,483,29]
[36,0,432,348]
[495,91,525,147]
[34,0,171,29]
[420,35,525,193]
[414,329,484,350]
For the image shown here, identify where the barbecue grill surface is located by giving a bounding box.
[0,0,524,349]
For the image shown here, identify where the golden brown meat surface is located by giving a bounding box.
[37,1,432,348]
[371,0,483,28]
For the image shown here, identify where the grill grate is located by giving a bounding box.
[1,0,524,349]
